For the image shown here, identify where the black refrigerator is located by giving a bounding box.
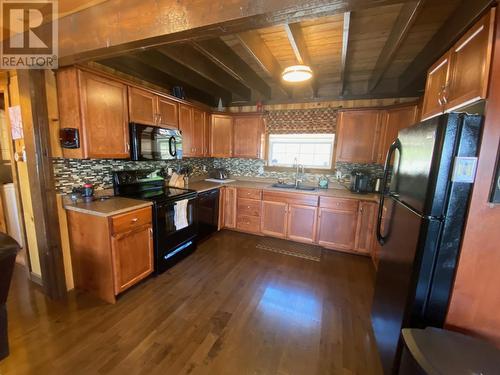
[371,113,483,374]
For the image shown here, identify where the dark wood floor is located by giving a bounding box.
[0,231,382,375]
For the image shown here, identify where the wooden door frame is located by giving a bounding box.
[15,70,67,299]
[0,73,32,279]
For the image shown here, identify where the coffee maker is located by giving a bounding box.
[350,169,372,194]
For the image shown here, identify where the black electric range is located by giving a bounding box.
[113,170,198,273]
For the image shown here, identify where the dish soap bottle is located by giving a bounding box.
[318,176,329,189]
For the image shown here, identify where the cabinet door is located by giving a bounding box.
[421,54,450,121]
[128,87,157,125]
[203,111,211,157]
[233,115,264,158]
[79,71,129,158]
[317,207,358,251]
[446,9,495,111]
[210,115,233,157]
[223,187,237,229]
[157,96,179,128]
[377,105,418,164]
[192,108,206,157]
[261,201,288,238]
[287,204,318,244]
[354,201,377,254]
[111,225,153,294]
[335,110,382,163]
[179,105,195,157]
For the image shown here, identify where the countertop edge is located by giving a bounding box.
[64,201,153,217]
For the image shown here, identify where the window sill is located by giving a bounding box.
[264,166,334,174]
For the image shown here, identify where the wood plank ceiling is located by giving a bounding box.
[97,0,477,106]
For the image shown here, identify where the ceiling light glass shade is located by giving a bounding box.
[282,65,313,82]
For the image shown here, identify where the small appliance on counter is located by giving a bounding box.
[349,169,372,194]
[205,168,236,183]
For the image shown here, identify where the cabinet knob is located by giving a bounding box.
[131,218,138,223]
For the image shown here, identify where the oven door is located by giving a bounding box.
[130,123,183,161]
[154,196,198,272]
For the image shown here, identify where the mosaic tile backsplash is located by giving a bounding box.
[53,157,383,194]
[52,158,214,193]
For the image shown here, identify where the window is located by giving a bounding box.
[268,133,335,169]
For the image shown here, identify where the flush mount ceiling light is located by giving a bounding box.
[282,65,313,83]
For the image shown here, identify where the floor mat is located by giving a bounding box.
[256,237,322,262]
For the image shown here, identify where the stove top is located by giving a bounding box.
[124,186,197,203]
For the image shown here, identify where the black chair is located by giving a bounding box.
[0,233,19,361]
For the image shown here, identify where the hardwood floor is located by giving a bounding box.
[0,231,382,375]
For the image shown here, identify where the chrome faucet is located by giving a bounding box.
[294,158,304,188]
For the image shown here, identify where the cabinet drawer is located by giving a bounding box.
[237,198,261,217]
[111,207,152,234]
[237,188,262,200]
[236,214,261,233]
[320,197,358,211]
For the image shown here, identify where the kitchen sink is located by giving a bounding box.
[271,183,317,192]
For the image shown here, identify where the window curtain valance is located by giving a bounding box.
[264,107,337,134]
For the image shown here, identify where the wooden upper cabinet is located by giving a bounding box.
[261,200,288,238]
[287,204,318,244]
[78,71,129,159]
[179,104,194,157]
[421,8,495,120]
[192,108,207,157]
[377,105,418,164]
[446,9,495,111]
[157,96,179,128]
[335,110,382,163]
[421,54,450,120]
[128,87,157,125]
[210,115,233,157]
[129,87,179,128]
[354,201,377,255]
[233,115,264,159]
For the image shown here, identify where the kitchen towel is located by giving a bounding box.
[174,199,189,230]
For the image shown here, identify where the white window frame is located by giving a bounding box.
[267,133,335,170]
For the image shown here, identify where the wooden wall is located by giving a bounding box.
[445,11,500,346]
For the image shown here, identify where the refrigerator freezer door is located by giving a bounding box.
[371,197,441,374]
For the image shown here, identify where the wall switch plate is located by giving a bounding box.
[451,157,478,183]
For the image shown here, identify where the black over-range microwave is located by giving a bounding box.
[129,123,183,161]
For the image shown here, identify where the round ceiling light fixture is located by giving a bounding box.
[282,65,313,83]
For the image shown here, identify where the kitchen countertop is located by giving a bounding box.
[64,197,153,217]
[187,179,379,202]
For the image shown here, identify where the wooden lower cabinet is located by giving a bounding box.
[67,206,154,303]
[287,204,318,244]
[261,200,288,238]
[222,187,237,229]
[111,225,153,294]
[317,207,358,251]
[354,201,377,254]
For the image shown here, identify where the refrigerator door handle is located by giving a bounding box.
[377,139,401,245]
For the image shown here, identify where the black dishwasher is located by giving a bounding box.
[197,189,220,241]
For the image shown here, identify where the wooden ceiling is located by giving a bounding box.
[96,0,488,106]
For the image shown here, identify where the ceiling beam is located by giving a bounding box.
[131,50,233,104]
[339,12,351,96]
[99,55,223,106]
[369,1,425,92]
[55,0,410,65]
[236,31,291,97]
[284,23,319,98]
[399,0,494,93]
[157,44,251,101]
[192,38,272,99]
